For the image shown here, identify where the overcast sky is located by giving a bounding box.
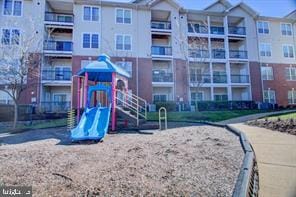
[108,0,296,17]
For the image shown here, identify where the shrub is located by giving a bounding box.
[155,102,176,112]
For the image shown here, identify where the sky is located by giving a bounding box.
[107,0,296,17]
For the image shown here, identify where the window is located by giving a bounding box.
[214,94,228,101]
[1,29,20,45]
[285,67,296,81]
[288,90,296,104]
[261,66,273,80]
[259,43,272,57]
[116,35,131,50]
[281,23,292,36]
[263,89,276,104]
[54,67,71,80]
[283,45,294,58]
[3,0,22,16]
[116,61,132,75]
[257,21,269,34]
[153,94,167,103]
[83,6,99,21]
[191,92,203,102]
[82,33,99,49]
[53,94,67,102]
[116,8,131,24]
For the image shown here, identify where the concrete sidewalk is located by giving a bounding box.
[231,123,296,197]
[219,110,296,125]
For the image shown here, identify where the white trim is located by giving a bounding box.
[81,32,100,49]
[115,34,132,51]
[115,8,132,25]
[259,42,272,57]
[282,44,295,59]
[0,27,21,46]
[257,21,270,35]
[82,5,101,22]
[2,0,23,17]
[280,22,293,36]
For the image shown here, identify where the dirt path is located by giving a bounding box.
[0,124,243,196]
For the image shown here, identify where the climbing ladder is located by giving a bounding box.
[115,89,147,126]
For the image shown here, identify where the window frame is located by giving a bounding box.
[82,5,100,22]
[282,44,295,58]
[82,32,100,49]
[257,21,270,35]
[259,43,272,57]
[152,94,168,103]
[285,67,296,81]
[288,90,296,104]
[191,91,204,102]
[115,34,132,51]
[115,8,132,25]
[261,66,274,80]
[280,23,292,36]
[1,28,21,46]
[116,61,132,75]
[263,89,276,104]
[2,0,23,17]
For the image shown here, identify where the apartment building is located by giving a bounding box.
[0,0,295,112]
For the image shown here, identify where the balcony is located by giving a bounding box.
[40,101,70,113]
[213,74,227,83]
[151,46,172,56]
[151,21,171,31]
[231,75,249,83]
[44,40,72,55]
[152,72,173,82]
[210,26,224,35]
[44,12,74,27]
[188,49,209,59]
[229,50,248,59]
[190,74,211,83]
[188,23,208,34]
[228,26,246,35]
[212,49,226,59]
[42,69,72,81]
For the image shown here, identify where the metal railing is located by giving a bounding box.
[231,75,250,83]
[210,26,224,35]
[152,72,173,82]
[115,89,147,126]
[190,74,211,83]
[212,49,226,59]
[188,49,209,58]
[44,40,73,52]
[213,74,227,83]
[40,101,71,113]
[229,50,248,59]
[45,12,74,23]
[42,69,72,81]
[151,46,172,56]
[228,26,246,35]
[188,23,208,34]
[151,21,171,30]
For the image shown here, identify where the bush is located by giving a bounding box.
[155,102,176,112]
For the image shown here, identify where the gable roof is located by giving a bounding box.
[131,0,182,8]
[203,0,232,11]
[225,2,259,18]
[285,10,296,19]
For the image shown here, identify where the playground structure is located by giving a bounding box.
[70,54,147,141]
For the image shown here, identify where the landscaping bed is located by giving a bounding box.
[0,124,243,196]
[247,112,296,135]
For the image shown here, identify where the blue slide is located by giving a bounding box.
[70,105,111,141]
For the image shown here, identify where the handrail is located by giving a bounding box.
[159,107,167,130]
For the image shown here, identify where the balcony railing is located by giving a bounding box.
[151,21,171,30]
[231,75,249,83]
[151,46,172,56]
[229,50,248,59]
[188,23,208,34]
[42,69,72,81]
[152,72,173,82]
[188,49,209,58]
[44,41,73,52]
[213,74,227,83]
[190,74,211,83]
[40,101,70,113]
[210,26,224,35]
[228,26,246,35]
[212,49,226,59]
[45,12,74,23]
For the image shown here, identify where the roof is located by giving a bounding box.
[225,2,259,18]
[285,9,296,19]
[203,0,232,11]
[131,0,182,9]
[77,54,130,82]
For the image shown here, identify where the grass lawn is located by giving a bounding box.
[266,112,296,120]
[1,118,67,134]
[147,110,269,122]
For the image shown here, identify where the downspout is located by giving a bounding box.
[136,4,139,97]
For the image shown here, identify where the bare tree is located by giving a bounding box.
[0,18,41,128]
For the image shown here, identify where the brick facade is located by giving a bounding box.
[249,61,263,102]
